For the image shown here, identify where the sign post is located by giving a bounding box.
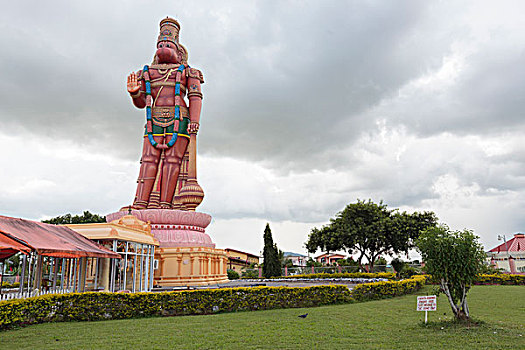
[417,295,437,323]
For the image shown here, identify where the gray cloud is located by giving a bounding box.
[0,1,461,172]
[1,1,525,253]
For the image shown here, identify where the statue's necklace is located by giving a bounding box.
[143,64,185,149]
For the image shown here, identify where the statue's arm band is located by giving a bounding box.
[187,91,203,99]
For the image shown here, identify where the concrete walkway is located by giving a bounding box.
[154,279,357,291]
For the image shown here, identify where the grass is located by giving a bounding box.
[0,285,523,349]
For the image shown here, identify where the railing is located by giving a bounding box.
[0,288,72,301]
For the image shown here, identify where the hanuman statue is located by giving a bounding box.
[126,18,205,210]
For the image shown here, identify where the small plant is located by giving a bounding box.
[391,258,406,278]
[227,269,240,280]
[417,225,486,320]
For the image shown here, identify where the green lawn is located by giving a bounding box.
[0,285,523,349]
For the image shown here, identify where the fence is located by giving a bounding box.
[0,288,72,301]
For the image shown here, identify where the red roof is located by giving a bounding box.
[489,233,525,253]
[315,253,346,259]
[0,215,121,259]
[0,233,31,260]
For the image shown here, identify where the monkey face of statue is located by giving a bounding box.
[156,41,180,64]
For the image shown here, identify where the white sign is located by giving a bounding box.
[417,295,437,311]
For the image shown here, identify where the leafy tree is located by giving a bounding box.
[416,225,486,320]
[305,199,437,270]
[42,211,106,224]
[262,224,281,278]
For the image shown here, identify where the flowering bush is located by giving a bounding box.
[0,275,431,330]
[0,285,352,330]
[351,275,427,301]
[474,274,525,285]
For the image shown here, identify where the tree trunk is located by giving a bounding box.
[459,285,470,319]
[356,252,365,272]
[441,279,459,317]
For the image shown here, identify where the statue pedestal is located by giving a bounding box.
[106,209,228,286]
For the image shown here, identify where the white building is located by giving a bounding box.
[283,252,308,267]
[486,233,525,273]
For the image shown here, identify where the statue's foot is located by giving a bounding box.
[159,202,172,209]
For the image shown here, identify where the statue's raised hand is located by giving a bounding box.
[127,72,141,94]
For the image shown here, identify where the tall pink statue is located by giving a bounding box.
[126,18,205,211]
[109,18,228,287]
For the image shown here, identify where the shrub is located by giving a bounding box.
[0,275,429,330]
[227,269,240,280]
[474,274,525,285]
[0,285,352,330]
[351,275,426,302]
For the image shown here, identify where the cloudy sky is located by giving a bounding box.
[1,0,524,259]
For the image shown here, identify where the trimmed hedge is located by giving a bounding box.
[474,274,525,285]
[0,286,352,330]
[351,275,427,301]
[279,272,396,280]
[0,275,428,330]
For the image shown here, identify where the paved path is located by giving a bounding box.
[154,279,357,291]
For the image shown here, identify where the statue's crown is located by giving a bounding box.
[158,17,180,44]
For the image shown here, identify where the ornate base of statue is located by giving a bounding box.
[107,209,228,286]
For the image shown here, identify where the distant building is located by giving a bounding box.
[315,253,346,265]
[283,252,307,267]
[487,233,525,273]
[224,248,259,275]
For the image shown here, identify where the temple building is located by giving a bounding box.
[487,233,525,273]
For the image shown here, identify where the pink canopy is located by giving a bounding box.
[0,215,120,259]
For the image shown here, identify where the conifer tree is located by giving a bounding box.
[262,223,281,278]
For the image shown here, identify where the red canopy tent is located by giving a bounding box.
[0,215,120,259]
[0,233,31,260]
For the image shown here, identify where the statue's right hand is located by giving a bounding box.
[127,72,141,94]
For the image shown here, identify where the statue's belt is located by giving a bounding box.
[151,106,189,127]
